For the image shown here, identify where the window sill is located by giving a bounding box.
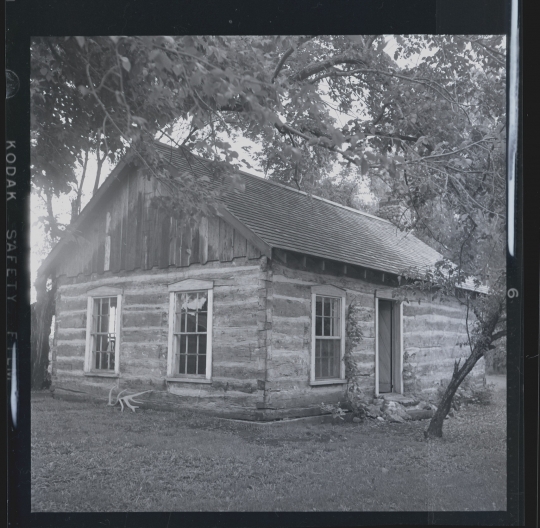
[310,379,347,386]
[166,377,212,384]
[84,372,120,378]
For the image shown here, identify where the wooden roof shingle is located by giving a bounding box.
[157,142,443,277]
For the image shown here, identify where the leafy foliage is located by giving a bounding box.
[31,35,505,251]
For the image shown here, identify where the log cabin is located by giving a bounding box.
[37,142,485,420]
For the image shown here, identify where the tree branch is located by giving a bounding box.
[271,36,316,83]
[291,55,368,82]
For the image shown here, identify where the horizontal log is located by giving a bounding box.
[273,297,309,318]
[213,311,259,328]
[57,262,263,293]
[272,333,307,351]
[214,344,262,360]
[403,303,466,317]
[120,343,165,359]
[56,328,86,340]
[273,281,311,300]
[123,312,163,328]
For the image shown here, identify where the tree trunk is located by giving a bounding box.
[45,189,63,242]
[71,148,89,222]
[31,277,56,390]
[92,154,105,196]
[425,299,503,438]
[425,350,482,438]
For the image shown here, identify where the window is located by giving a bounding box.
[84,287,123,376]
[167,279,213,381]
[310,285,346,385]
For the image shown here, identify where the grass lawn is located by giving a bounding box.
[31,377,507,512]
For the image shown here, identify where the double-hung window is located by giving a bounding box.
[167,280,213,381]
[84,287,123,376]
[310,285,346,385]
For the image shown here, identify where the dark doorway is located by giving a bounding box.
[378,299,394,393]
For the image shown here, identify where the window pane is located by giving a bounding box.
[316,298,322,316]
[198,354,206,375]
[198,334,207,355]
[197,313,207,333]
[186,354,197,374]
[100,315,110,334]
[179,351,186,374]
[200,294,208,312]
[109,305,117,333]
[185,312,197,332]
[323,317,331,336]
[324,298,331,316]
[186,312,197,333]
[187,335,197,355]
[315,316,322,336]
[183,292,199,312]
[178,312,186,332]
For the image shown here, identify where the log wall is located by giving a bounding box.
[52,257,268,416]
[266,251,484,409]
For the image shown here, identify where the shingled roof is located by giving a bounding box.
[39,141,484,292]
[156,142,443,277]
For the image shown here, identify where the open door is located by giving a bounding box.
[378,300,393,393]
[376,298,403,395]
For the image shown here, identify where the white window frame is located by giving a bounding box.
[310,284,347,386]
[167,279,214,383]
[84,286,123,377]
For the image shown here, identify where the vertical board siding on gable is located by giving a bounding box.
[233,228,247,258]
[207,215,220,262]
[135,191,144,269]
[150,204,160,269]
[159,213,170,269]
[126,171,138,271]
[199,216,209,264]
[247,241,262,260]
[180,221,192,267]
[57,167,261,279]
[219,218,234,262]
[168,217,177,267]
[190,224,200,265]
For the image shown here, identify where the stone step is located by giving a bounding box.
[406,408,434,421]
[381,393,419,407]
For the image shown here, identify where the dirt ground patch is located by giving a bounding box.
[31,376,506,512]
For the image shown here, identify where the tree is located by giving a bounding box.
[31,35,506,408]
[397,261,506,438]
[31,35,505,223]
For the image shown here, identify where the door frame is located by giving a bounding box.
[374,290,403,396]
